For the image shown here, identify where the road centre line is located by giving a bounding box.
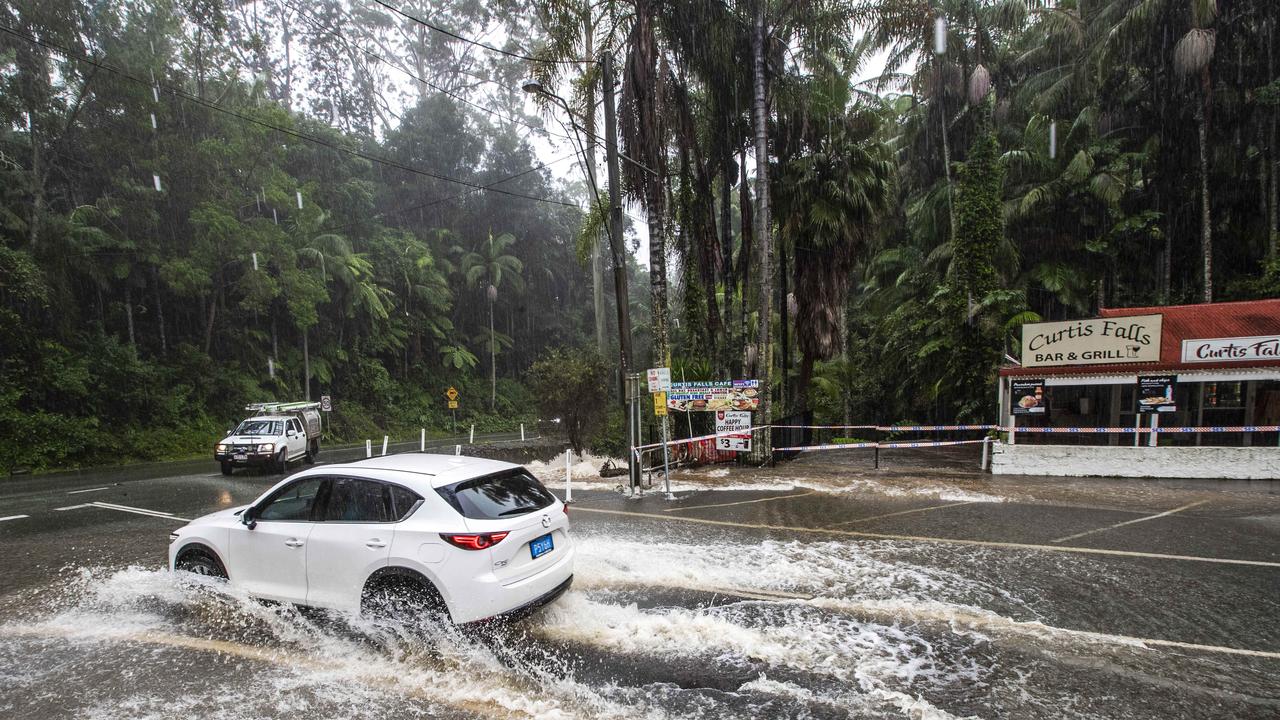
[663,490,818,513]
[66,486,110,495]
[580,578,1280,661]
[0,515,29,523]
[88,502,190,522]
[54,504,92,511]
[574,507,1280,569]
[1051,500,1209,544]
[827,501,976,527]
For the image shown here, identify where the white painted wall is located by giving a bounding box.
[990,443,1280,480]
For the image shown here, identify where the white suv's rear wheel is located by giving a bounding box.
[362,574,447,624]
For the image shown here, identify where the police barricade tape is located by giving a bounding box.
[774,439,988,453]
[1009,427,1149,433]
[770,424,881,430]
[1150,425,1280,433]
[1006,425,1280,434]
[878,424,1001,431]
[632,426,773,454]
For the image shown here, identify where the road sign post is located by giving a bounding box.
[446,387,459,433]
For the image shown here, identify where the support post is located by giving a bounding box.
[455,444,461,456]
[565,447,573,503]
[521,423,526,442]
[1148,413,1159,447]
[420,428,425,452]
[366,439,371,458]
[382,435,388,456]
[662,420,673,499]
[873,444,880,469]
[470,424,475,444]
[980,436,990,471]
[1009,416,1017,445]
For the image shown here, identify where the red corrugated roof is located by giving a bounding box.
[1001,299,1280,377]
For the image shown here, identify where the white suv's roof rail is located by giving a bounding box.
[245,401,322,413]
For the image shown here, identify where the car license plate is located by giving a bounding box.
[233,453,247,461]
[529,533,554,559]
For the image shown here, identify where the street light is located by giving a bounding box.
[520,71,642,495]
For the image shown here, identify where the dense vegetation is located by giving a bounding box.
[3,0,1278,470]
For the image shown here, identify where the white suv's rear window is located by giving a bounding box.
[435,470,556,520]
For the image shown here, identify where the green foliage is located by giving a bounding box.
[526,347,608,454]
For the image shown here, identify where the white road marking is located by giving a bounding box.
[827,501,976,527]
[87,502,190,522]
[92,501,173,515]
[66,486,110,495]
[54,504,92,511]
[663,490,818,513]
[575,506,1280,568]
[1051,500,1209,544]
[0,515,29,523]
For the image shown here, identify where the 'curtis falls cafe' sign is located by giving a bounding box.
[1021,315,1163,367]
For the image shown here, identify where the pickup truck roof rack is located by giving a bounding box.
[244,401,322,413]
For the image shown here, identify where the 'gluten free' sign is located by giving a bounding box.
[1020,315,1162,368]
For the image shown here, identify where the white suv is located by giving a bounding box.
[168,454,574,624]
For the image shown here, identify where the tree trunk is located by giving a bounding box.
[1271,24,1278,259]
[489,299,497,410]
[737,148,754,375]
[936,58,957,245]
[124,284,135,349]
[585,16,609,360]
[720,159,734,373]
[752,1,774,445]
[1197,71,1212,303]
[303,326,311,400]
[779,242,789,413]
[203,289,218,355]
[647,182,671,368]
[153,266,166,355]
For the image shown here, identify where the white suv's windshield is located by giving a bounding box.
[234,420,282,436]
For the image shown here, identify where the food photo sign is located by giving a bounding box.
[1136,375,1177,413]
[667,380,760,412]
[1010,379,1047,415]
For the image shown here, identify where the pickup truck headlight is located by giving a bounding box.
[216,443,228,453]
[257,443,274,454]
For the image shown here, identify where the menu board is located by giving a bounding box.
[1136,375,1176,413]
[667,380,760,412]
[1010,379,1046,415]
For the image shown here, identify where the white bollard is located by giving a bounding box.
[455,444,461,456]
[420,428,425,452]
[382,435,388,456]
[565,449,573,503]
[470,424,475,444]
[366,439,371,458]
[521,423,525,442]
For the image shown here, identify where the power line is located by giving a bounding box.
[281,0,574,141]
[328,150,580,233]
[369,0,590,66]
[0,24,580,209]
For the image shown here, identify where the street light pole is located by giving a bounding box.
[522,57,637,489]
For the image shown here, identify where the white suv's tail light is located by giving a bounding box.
[440,532,509,550]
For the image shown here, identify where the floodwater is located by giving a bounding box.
[2,448,1278,718]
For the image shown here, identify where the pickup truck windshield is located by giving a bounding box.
[234,420,283,436]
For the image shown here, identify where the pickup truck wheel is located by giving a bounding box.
[273,449,287,474]
[220,462,233,476]
[304,441,316,465]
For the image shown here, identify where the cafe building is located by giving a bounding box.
[993,299,1280,479]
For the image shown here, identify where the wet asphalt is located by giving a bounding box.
[1,445,1278,719]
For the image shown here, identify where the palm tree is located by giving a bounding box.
[459,231,524,409]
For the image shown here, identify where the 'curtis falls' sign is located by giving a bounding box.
[1181,335,1280,363]
[1020,315,1163,368]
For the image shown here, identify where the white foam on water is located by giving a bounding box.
[535,592,987,719]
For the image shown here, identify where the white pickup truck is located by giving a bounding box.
[214,402,323,475]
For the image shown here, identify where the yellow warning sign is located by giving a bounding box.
[445,386,459,401]
[653,391,668,417]
[448,399,459,409]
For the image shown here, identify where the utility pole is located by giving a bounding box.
[602,52,638,487]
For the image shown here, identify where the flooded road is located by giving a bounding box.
[2,448,1278,718]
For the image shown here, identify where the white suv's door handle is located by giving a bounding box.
[365,540,387,549]
[284,538,305,548]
